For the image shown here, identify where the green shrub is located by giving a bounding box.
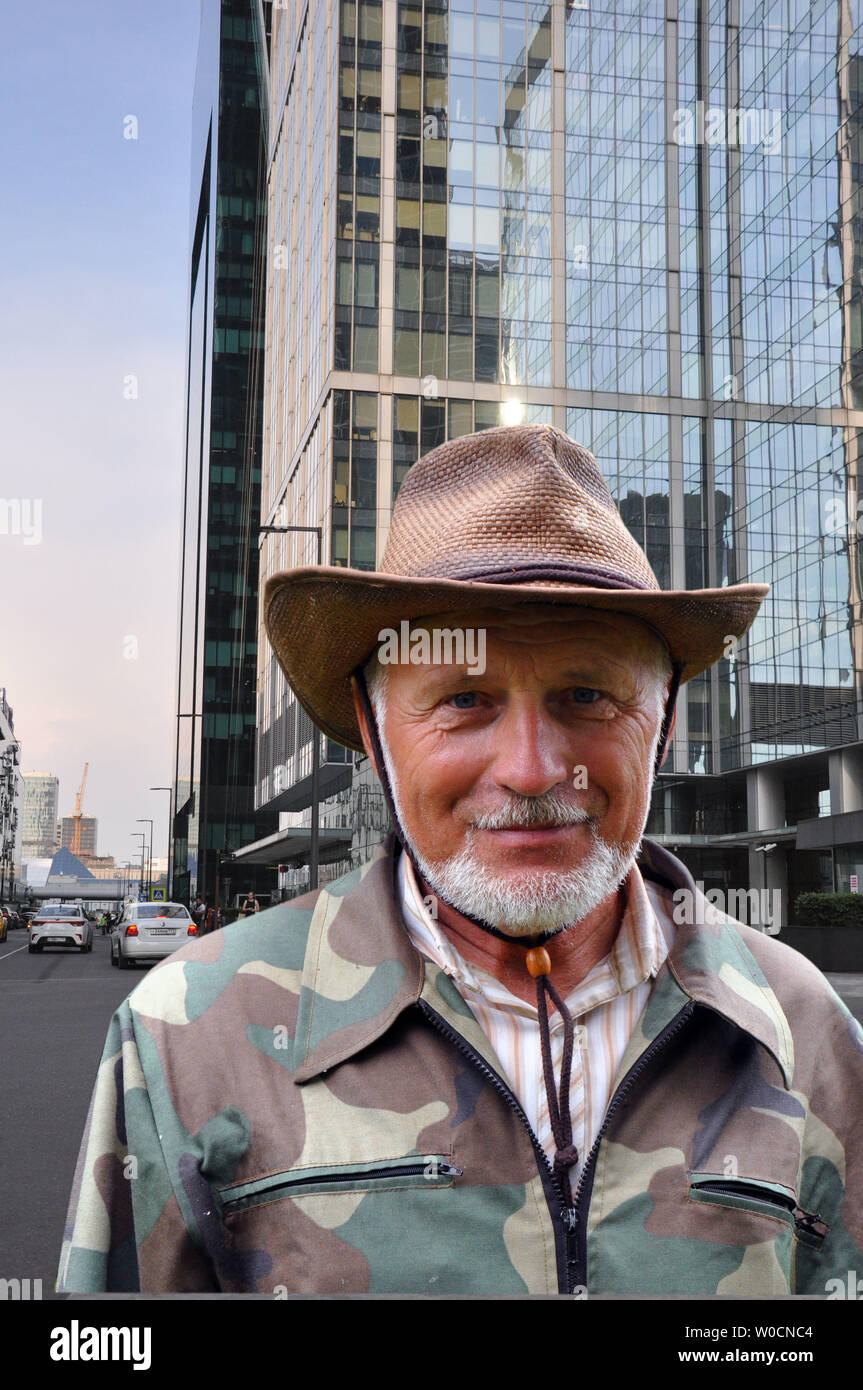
[794,892,863,927]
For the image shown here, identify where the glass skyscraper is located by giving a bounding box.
[21,772,59,861]
[172,0,278,907]
[253,0,863,923]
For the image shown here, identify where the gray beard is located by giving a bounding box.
[412,822,640,936]
[373,710,645,936]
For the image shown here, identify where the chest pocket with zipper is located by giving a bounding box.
[213,1152,549,1295]
[688,1172,828,1249]
[219,1153,462,1215]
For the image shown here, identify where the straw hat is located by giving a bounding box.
[264,424,767,751]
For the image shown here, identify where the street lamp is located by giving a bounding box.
[259,523,322,889]
[150,786,172,900]
[131,833,146,897]
[120,860,135,902]
[137,819,154,899]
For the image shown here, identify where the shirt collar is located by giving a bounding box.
[400,847,668,1019]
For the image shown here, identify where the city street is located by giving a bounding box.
[0,930,132,1299]
[1,922,862,1302]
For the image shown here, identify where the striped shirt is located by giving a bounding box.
[398,849,676,1181]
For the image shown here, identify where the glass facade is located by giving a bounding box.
[172,0,278,907]
[21,773,59,860]
[256,0,863,913]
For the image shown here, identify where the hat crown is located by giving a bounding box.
[381,424,659,592]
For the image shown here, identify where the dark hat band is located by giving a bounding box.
[459,562,654,591]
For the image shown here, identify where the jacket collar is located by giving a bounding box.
[638,840,794,1087]
[292,833,793,1089]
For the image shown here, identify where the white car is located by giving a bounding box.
[29,904,94,953]
[111,902,197,969]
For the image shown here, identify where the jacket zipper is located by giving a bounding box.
[420,998,698,1294]
[417,1000,578,1292]
[569,1001,696,1290]
[222,1159,463,1213]
[690,1178,827,1246]
[690,1178,795,1212]
[793,1208,828,1247]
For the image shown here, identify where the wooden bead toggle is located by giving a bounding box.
[525,946,552,978]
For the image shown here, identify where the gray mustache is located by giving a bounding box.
[471,795,593,831]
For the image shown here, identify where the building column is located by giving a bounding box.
[747,765,786,923]
[829,748,863,816]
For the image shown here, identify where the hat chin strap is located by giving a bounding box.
[653,661,683,776]
[352,662,683,946]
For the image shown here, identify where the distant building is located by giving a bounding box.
[83,856,119,880]
[49,847,94,880]
[22,772,59,859]
[0,688,22,896]
[22,858,52,887]
[60,816,97,858]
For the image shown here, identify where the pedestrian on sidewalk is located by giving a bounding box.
[238,891,260,919]
[192,894,207,933]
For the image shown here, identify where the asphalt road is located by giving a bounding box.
[0,928,134,1299]
[0,929,861,1301]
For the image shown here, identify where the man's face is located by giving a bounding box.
[355,605,671,934]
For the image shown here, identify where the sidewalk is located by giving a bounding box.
[825,973,863,1024]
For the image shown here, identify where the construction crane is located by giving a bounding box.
[71,762,88,857]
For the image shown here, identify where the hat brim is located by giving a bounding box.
[263,566,769,753]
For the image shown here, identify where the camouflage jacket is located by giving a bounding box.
[58,834,863,1296]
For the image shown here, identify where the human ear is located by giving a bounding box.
[350,673,381,778]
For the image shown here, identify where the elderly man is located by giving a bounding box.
[58,426,863,1295]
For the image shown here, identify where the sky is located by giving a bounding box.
[1,2,202,865]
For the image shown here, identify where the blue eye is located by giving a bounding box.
[450,691,478,709]
[572,687,600,704]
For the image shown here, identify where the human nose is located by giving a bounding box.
[487,697,573,799]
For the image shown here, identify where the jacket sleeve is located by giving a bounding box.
[57,1001,216,1293]
[793,985,863,1295]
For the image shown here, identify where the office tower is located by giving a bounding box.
[60,815,98,858]
[250,1,863,924]
[22,771,59,860]
[172,0,278,905]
